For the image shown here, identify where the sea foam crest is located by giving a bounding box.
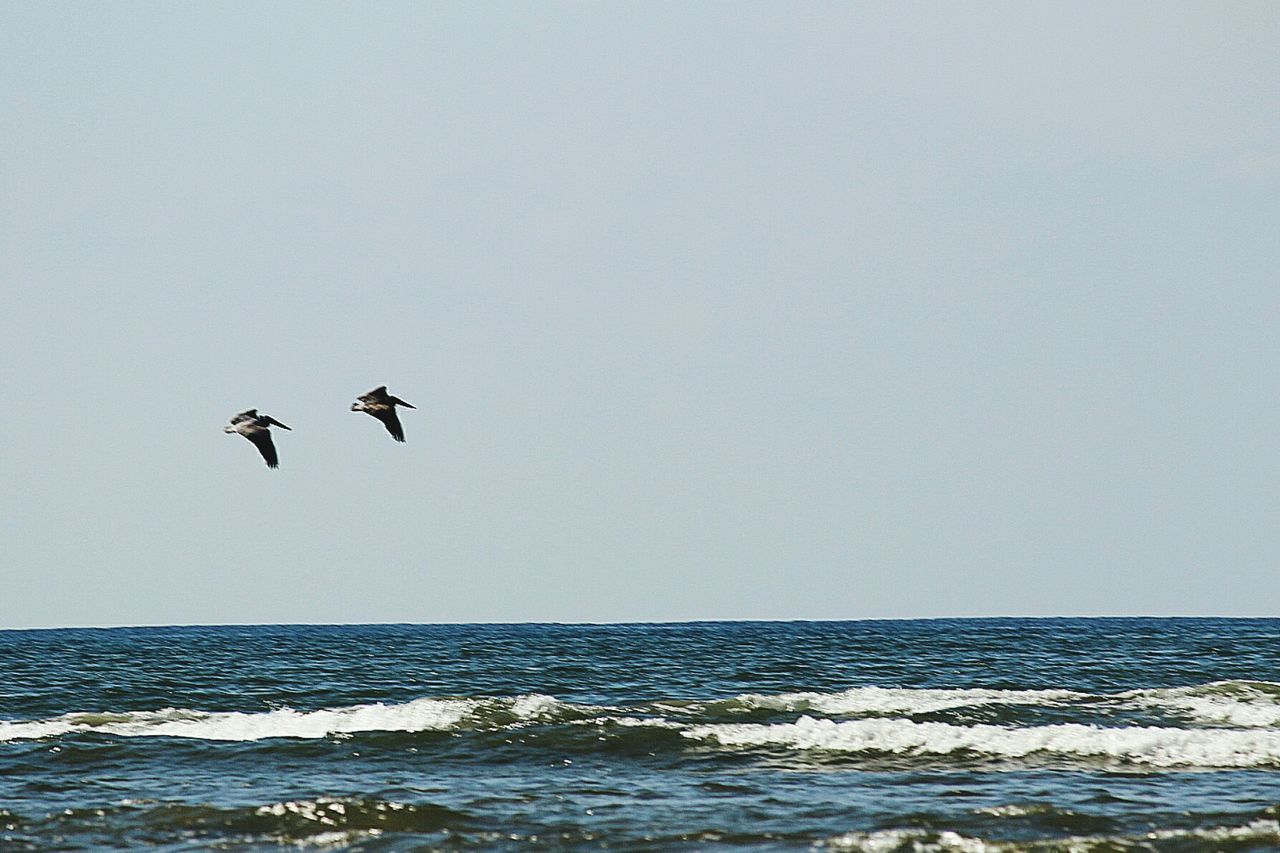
[820,819,1280,852]
[684,715,1280,768]
[722,681,1280,729]
[0,694,582,743]
[821,828,990,852]
[1130,680,1280,728]
[725,686,1087,717]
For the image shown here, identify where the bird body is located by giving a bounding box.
[351,386,416,442]
[224,409,291,468]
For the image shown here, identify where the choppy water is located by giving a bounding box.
[3,618,1280,850]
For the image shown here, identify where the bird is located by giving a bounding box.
[224,409,292,468]
[351,386,416,442]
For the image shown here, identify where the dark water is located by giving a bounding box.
[3,618,1280,850]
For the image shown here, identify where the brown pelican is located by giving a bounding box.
[224,409,291,468]
[351,386,416,442]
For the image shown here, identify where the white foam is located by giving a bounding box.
[251,801,391,849]
[1146,818,1280,843]
[297,830,381,849]
[584,715,686,729]
[731,681,1280,729]
[974,803,1061,818]
[1130,681,1280,728]
[257,799,354,825]
[821,820,1280,851]
[685,715,1280,768]
[822,828,993,852]
[730,686,1087,717]
[0,694,580,743]
[9,680,1280,754]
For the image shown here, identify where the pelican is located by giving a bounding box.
[224,409,292,468]
[351,386,416,442]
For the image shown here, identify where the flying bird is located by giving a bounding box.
[224,409,292,468]
[351,386,416,442]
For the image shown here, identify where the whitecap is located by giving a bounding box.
[821,828,993,852]
[819,819,1280,851]
[0,694,588,743]
[1128,680,1280,728]
[727,686,1088,717]
[684,715,1280,768]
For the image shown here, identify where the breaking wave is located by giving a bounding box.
[1129,680,1280,728]
[5,797,473,848]
[652,680,1280,726]
[5,680,1280,769]
[820,819,1280,851]
[683,715,1280,768]
[0,694,593,742]
[695,685,1089,717]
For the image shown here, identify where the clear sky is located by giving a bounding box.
[2,2,1277,629]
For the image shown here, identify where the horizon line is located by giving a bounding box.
[4,613,1277,633]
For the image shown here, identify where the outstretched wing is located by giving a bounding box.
[230,409,257,424]
[358,386,389,403]
[372,407,406,442]
[246,430,280,468]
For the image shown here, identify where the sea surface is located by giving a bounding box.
[3,619,1280,850]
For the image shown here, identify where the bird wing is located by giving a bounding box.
[230,409,257,423]
[246,429,280,468]
[372,407,406,442]
[358,386,389,404]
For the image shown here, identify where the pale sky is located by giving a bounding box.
[2,2,1277,629]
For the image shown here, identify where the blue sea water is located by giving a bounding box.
[3,618,1280,850]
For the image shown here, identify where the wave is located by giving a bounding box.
[704,686,1089,717]
[820,819,1280,851]
[721,681,1280,729]
[684,715,1280,768]
[8,797,473,848]
[13,798,1280,850]
[18,799,1280,850]
[0,694,594,743]
[1129,681,1280,728]
[6,681,1280,769]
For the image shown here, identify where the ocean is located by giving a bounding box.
[3,618,1280,850]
